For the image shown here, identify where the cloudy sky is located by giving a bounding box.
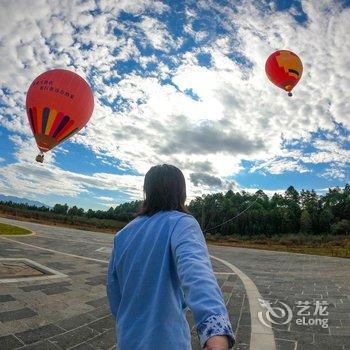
[0,0,349,210]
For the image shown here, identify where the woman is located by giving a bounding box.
[107,164,235,350]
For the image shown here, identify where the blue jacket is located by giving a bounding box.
[107,210,235,349]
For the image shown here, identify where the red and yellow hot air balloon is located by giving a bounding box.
[265,50,303,96]
[26,69,94,162]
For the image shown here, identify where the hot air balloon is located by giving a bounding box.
[26,69,94,162]
[265,50,303,96]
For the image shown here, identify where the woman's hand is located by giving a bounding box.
[203,335,229,350]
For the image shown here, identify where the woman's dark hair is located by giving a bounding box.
[135,164,190,216]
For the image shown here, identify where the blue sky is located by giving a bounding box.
[0,0,349,210]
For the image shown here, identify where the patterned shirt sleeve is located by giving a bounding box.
[197,313,235,349]
[171,215,236,349]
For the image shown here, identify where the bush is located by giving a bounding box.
[331,220,350,235]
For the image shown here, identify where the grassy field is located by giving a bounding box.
[0,213,120,233]
[0,222,32,235]
[206,234,350,258]
[0,214,349,258]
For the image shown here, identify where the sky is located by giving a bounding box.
[0,0,349,210]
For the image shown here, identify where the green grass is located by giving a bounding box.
[205,233,350,258]
[0,212,125,234]
[0,223,32,235]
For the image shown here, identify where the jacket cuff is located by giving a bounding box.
[197,313,235,349]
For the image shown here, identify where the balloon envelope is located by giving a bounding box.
[265,50,303,95]
[26,69,94,153]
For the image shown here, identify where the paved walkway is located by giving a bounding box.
[0,217,349,350]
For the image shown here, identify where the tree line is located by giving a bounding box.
[188,185,349,236]
[0,185,349,235]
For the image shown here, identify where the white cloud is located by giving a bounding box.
[243,188,286,197]
[320,164,346,180]
[0,159,144,199]
[0,0,349,205]
[0,134,144,200]
[97,196,116,202]
[250,158,310,175]
[138,16,179,52]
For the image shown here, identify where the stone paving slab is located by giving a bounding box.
[0,218,246,350]
[1,217,350,349]
[208,244,350,350]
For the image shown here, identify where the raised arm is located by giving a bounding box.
[107,236,121,319]
[170,215,235,349]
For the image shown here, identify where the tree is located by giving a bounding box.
[68,206,80,216]
[285,186,300,203]
[270,193,285,208]
[106,207,115,219]
[331,220,350,235]
[319,207,333,233]
[86,209,95,218]
[3,184,348,236]
[52,203,68,215]
[284,186,301,233]
[300,209,312,234]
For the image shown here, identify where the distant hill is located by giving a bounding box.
[0,194,51,209]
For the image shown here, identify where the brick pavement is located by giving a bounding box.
[1,217,349,349]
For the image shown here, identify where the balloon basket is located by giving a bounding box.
[35,153,44,163]
[288,92,293,97]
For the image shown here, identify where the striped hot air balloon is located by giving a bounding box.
[26,69,94,162]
